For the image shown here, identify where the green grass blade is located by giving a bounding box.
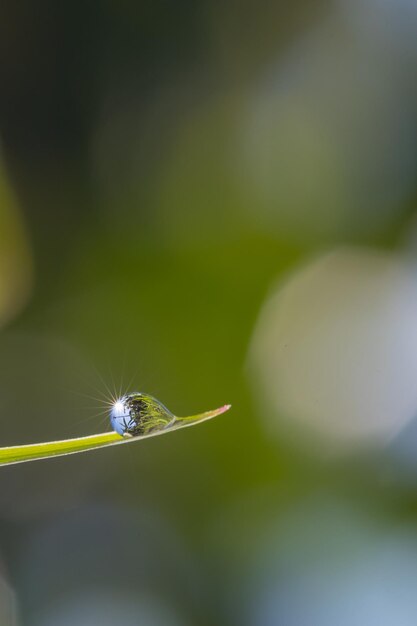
[0,404,230,466]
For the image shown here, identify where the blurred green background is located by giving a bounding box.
[2,0,417,624]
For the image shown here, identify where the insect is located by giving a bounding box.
[110,392,175,436]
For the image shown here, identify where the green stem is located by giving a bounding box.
[0,404,230,466]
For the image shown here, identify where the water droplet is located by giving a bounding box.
[110,393,174,437]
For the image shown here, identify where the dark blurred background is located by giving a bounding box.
[2,0,417,624]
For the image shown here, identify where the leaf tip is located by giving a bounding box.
[216,404,232,415]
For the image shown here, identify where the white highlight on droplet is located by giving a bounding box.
[112,400,126,416]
